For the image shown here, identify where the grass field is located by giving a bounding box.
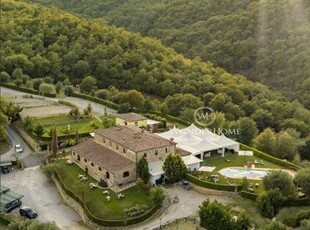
[192,153,284,194]
[33,115,114,137]
[55,160,154,220]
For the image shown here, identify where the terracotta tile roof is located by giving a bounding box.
[71,139,135,173]
[116,113,147,122]
[176,147,192,156]
[95,126,174,152]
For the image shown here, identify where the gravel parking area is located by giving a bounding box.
[0,167,87,230]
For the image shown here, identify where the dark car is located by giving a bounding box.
[181,180,191,190]
[1,166,10,174]
[4,200,22,213]
[19,206,38,219]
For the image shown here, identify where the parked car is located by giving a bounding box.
[181,180,191,190]
[19,206,38,219]
[1,166,10,174]
[4,200,22,213]
[15,145,23,153]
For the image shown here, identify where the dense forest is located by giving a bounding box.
[1,0,309,163]
[26,0,310,108]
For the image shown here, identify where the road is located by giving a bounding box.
[1,127,32,162]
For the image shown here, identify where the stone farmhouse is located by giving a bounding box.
[71,126,176,187]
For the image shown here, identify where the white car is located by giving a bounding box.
[15,144,23,153]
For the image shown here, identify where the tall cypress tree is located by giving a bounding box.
[137,157,149,183]
[51,126,58,157]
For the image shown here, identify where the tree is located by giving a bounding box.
[64,85,75,96]
[0,97,10,142]
[12,68,23,79]
[137,157,149,183]
[294,168,310,197]
[7,219,60,230]
[164,93,203,116]
[0,71,10,82]
[199,199,232,230]
[69,107,80,119]
[33,123,45,137]
[118,103,131,113]
[51,126,58,157]
[80,76,97,93]
[33,78,43,90]
[229,117,258,145]
[119,89,145,109]
[39,83,55,94]
[262,170,295,197]
[274,130,301,160]
[241,177,249,191]
[257,188,286,218]
[75,129,79,145]
[83,103,93,116]
[251,109,275,131]
[162,153,187,184]
[55,81,64,94]
[14,78,23,87]
[95,89,109,99]
[254,128,276,155]
[151,186,165,206]
[265,221,287,230]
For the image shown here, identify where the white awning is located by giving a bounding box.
[148,160,164,176]
[147,119,161,125]
[181,155,203,165]
[197,166,216,172]
[188,138,221,152]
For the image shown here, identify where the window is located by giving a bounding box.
[155,150,158,156]
[73,152,76,155]
[144,152,147,157]
[135,122,138,126]
[123,171,129,177]
[165,147,168,153]
[91,162,94,167]
[84,158,87,163]
[123,148,126,153]
[77,155,80,161]
[106,171,110,179]
[116,144,119,150]
[124,121,127,125]
[98,167,102,171]
[103,138,106,143]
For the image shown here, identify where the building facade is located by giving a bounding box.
[71,126,176,187]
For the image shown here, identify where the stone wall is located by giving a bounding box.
[71,153,136,187]
[12,125,48,154]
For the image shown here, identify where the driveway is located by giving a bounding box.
[133,184,231,230]
[0,167,87,230]
[1,127,33,162]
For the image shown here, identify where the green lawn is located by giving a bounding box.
[33,115,114,137]
[192,153,284,194]
[55,160,154,220]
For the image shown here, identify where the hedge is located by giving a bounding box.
[240,190,310,206]
[283,198,310,206]
[55,172,159,227]
[185,173,242,192]
[240,144,301,170]
[0,82,56,98]
[240,190,258,201]
[71,92,119,110]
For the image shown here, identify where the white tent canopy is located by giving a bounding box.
[188,138,221,152]
[156,124,240,156]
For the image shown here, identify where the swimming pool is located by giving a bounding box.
[219,167,275,180]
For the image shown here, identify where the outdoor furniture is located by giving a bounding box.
[66,160,73,165]
[248,188,254,193]
[80,176,88,181]
[106,195,111,201]
[103,190,110,195]
[254,160,260,164]
[89,183,98,189]
[255,183,259,188]
[78,174,85,179]
[118,193,125,199]
[260,160,264,165]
